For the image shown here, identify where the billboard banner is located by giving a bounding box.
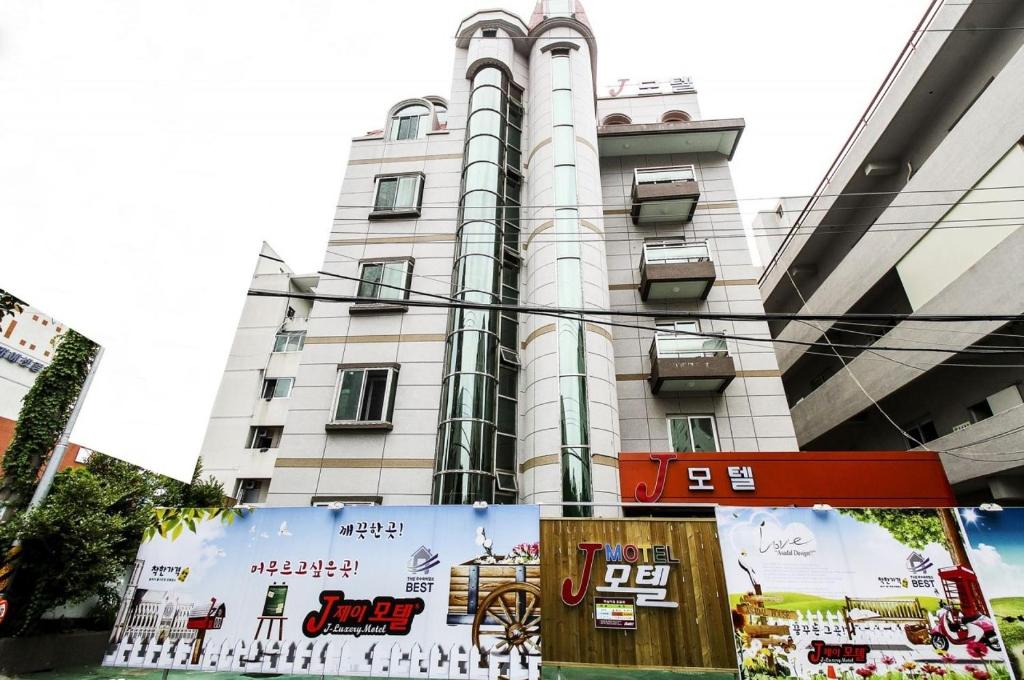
[103,506,541,678]
[958,508,1024,680]
[717,507,1014,680]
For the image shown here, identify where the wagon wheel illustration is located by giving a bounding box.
[471,582,541,656]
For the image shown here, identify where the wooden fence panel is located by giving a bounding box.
[540,518,737,672]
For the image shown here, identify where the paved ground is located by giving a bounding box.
[4,668,347,680]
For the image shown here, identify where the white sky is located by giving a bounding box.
[0,0,931,481]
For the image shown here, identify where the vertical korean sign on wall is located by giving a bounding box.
[716,507,1015,680]
[103,506,541,678]
[540,518,737,675]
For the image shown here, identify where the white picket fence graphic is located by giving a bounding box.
[103,636,542,679]
[749,608,949,678]
[121,601,196,643]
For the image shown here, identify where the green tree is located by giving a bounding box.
[0,454,228,636]
[0,288,26,319]
[838,508,947,549]
[0,329,98,506]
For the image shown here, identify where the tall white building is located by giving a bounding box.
[200,1,797,513]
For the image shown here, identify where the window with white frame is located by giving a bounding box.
[333,366,399,424]
[273,330,306,352]
[390,105,430,141]
[261,377,294,399]
[247,426,283,450]
[372,174,424,214]
[667,415,719,453]
[357,260,412,302]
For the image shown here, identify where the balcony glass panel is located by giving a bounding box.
[644,241,710,264]
[636,166,696,184]
[654,333,728,358]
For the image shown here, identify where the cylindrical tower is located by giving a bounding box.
[433,14,528,505]
[520,0,621,516]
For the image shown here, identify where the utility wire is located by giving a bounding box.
[784,272,930,449]
[295,255,1024,370]
[452,28,1024,40]
[328,219,1024,244]
[259,255,1024,459]
[335,189,1024,212]
[245,288,1024,355]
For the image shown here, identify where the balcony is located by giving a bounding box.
[631,167,700,225]
[597,117,746,159]
[648,334,735,394]
[640,240,716,301]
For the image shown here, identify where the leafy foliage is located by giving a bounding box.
[0,329,98,505]
[0,455,229,636]
[838,508,947,550]
[0,288,26,319]
[144,506,240,543]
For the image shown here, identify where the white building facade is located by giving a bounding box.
[201,1,797,513]
[0,301,62,421]
[758,0,1024,503]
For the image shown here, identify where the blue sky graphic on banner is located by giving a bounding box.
[716,507,1014,680]
[958,508,1024,680]
[103,506,541,678]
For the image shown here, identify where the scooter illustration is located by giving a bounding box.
[929,566,1002,652]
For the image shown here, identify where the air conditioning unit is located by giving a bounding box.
[952,421,971,433]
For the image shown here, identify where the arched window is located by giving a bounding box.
[434,103,448,128]
[661,110,691,123]
[602,113,632,126]
[390,104,430,141]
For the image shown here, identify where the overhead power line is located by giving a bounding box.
[334,189,1024,212]
[246,287,1024,356]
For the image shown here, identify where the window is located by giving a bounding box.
[434,103,448,128]
[499,347,520,367]
[390,104,429,141]
[904,419,938,447]
[545,0,573,17]
[261,377,293,399]
[668,416,719,453]
[273,331,306,352]
[661,110,692,123]
[482,28,497,38]
[357,260,412,302]
[602,113,632,126]
[372,174,423,215]
[968,399,994,424]
[247,426,283,450]
[235,478,268,504]
[333,366,399,424]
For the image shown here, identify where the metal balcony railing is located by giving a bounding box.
[635,166,696,185]
[641,241,710,267]
[652,333,728,359]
